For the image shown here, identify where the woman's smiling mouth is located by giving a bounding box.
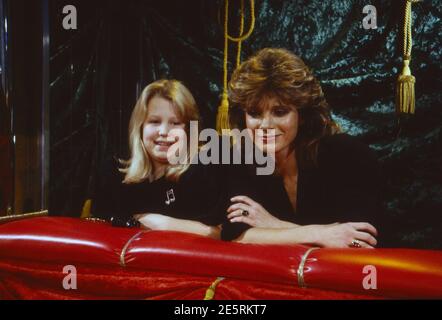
[257,134,282,143]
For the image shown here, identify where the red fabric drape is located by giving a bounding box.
[0,259,377,300]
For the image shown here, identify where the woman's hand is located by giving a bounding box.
[227,195,298,229]
[311,222,378,248]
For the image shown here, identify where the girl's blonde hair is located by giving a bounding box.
[121,79,200,183]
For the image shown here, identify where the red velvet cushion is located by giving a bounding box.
[124,230,307,284]
[306,248,442,298]
[0,258,378,300]
[0,217,139,266]
[1,217,441,299]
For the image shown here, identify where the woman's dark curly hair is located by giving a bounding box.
[228,48,339,168]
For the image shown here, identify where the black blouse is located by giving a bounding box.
[93,158,227,226]
[94,134,382,240]
[219,134,383,241]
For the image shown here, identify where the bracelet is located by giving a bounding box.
[110,216,141,228]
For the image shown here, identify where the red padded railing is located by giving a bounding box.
[0,217,441,299]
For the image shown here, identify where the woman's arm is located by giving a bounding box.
[224,194,379,248]
[134,213,221,239]
[233,222,378,248]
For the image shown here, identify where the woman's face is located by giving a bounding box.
[142,96,186,167]
[245,95,299,157]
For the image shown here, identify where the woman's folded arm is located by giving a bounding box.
[232,222,378,248]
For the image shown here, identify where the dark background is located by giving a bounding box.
[2,0,441,248]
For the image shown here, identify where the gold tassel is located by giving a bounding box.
[216,0,255,134]
[216,93,230,133]
[396,59,415,114]
[396,0,419,115]
[203,277,224,300]
[80,199,92,219]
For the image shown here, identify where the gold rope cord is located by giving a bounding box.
[0,210,49,224]
[396,0,420,114]
[203,276,225,300]
[216,0,255,133]
[119,231,146,267]
[297,247,319,288]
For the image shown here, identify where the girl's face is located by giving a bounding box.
[142,96,186,167]
[245,95,299,157]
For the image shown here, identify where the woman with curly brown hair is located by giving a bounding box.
[222,48,382,248]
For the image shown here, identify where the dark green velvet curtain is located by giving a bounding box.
[49,0,442,248]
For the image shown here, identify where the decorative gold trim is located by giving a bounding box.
[0,210,49,224]
[204,277,225,300]
[83,217,107,223]
[119,231,145,267]
[297,247,319,288]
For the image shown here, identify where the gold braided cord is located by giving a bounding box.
[396,0,420,115]
[236,0,245,68]
[227,0,255,42]
[119,231,146,267]
[0,210,48,224]
[222,0,254,95]
[222,0,229,97]
[297,247,319,288]
[215,0,230,134]
[403,1,410,58]
[216,0,255,133]
[402,0,421,58]
[203,277,225,300]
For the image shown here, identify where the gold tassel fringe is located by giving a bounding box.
[396,59,415,114]
[216,0,255,133]
[80,199,92,219]
[203,277,225,300]
[396,0,419,115]
[216,93,230,134]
